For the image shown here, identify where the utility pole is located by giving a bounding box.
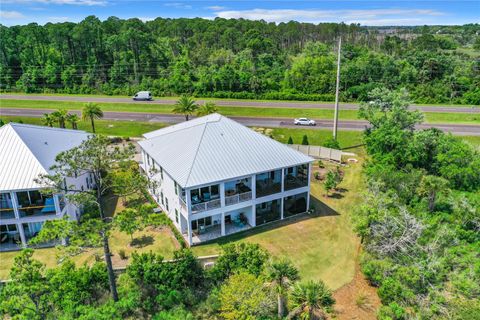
[333,37,341,140]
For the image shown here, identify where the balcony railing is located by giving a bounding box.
[179,197,187,210]
[191,198,221,213]
[225,191,252,206]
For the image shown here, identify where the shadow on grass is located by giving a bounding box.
[131,235,154,248]
[195,195,339,247]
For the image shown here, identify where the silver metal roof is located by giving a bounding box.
[139,114,314,188]
[0,123,90,191]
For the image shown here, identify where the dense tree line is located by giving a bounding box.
[0,244,335,319]
[0,17,478,104]
[354,88,480,319]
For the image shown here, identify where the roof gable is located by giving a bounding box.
[0,123,90,191]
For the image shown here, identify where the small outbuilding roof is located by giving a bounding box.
[0,123,90,191]
[139,114,314,188]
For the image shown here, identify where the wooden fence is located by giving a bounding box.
[287,144,343,162]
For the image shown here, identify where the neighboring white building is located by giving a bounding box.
[139,114,314,245]
[0,123,92,251]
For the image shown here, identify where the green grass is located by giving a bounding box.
[1,99,477,124]
[0,197,179,280]
[0,116,168,137]
[1,92,472,107]
[423,112,480,125]
[192,154,365,290]
[253,127,363,149]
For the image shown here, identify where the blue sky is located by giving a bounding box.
[1,1,479,26]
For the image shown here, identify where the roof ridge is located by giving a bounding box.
[145,121,207,141]
[5,123,50,173]
[8,122,88,134]
[184,122,209,187]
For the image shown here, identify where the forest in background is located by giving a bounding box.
[0,17,479,104]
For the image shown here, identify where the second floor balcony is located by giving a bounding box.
[225,178,252,206]
[190,184,221,214]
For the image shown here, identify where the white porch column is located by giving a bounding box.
[54,194,61,215]
[280,197,284,220]
[251,175,256,200]
[221,212,225,236]
[306,163,312,210]
[281,168,285,192]
[11,192,20,219]
[251,204,256,227]
[220,183,226,208]
[186,189,193,245]
[17,223,27,248]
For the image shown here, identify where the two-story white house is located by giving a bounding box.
[0,123,92,251]
[139,114,314,245]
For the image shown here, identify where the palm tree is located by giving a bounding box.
[287,281,335,320]
[172,94,198,121]
[265,258,300,318]
[42,113,55,127]
[51,109,68,128]
[82,102,103,133]
[66,113,80,130]
[196,101,218,117]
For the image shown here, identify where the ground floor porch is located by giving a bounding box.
[182,191,309,245]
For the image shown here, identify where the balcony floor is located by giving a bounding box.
[188,222,251,245]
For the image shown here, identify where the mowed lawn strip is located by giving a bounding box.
[1,93,473,107]
[192,154,365,290]
[1,99,478,124]
[0,116,169,137]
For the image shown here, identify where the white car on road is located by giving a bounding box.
[294,118,316,126]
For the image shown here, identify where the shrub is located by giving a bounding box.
[318,160,324,168]
[287,136,294,144]
[314,171,320,180]
[301,135,309,145]
[323,138,340,149]
[118,249,127,260]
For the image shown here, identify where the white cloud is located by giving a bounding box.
[206,5,226,11]
[164,2,192,9]
[2,0,107,6]
[138,17,154,22]
[214,8,445,25]
[0,10,26,19]
[48,16,70,22]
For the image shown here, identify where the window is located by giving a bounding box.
[160,191,164,205]
[174,181,178,195]
[175,209,179,223]
[160,166,164,179]
[165,198,169,211]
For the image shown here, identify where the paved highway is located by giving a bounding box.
[2,107,479,136]
[1,94,478,114]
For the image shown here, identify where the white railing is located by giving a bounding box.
[179,197,187,210]
[191,198,221,213]
[225,191,253,206]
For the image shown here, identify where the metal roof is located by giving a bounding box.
[139,114,314,188]
[0,123,90,191]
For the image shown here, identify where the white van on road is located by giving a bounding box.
[133,91,153,101]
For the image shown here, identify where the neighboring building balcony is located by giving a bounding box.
[284,164,309,191]
[16,190,60,218]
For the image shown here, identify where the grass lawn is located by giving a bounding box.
[1,92,473,107]
[0,116,168,137]
[1,99,477,124]
[192,151,365,290]
[0,196,180,280]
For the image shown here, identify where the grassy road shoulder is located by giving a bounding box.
[1,99,478,125]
